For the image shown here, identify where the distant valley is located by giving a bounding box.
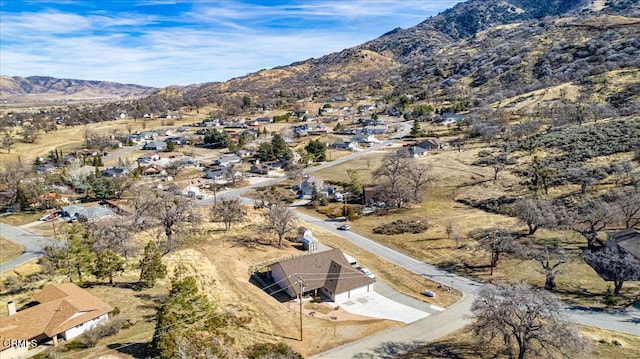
[0,76,156,106]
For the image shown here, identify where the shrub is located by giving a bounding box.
[373,219,430,235]
[80,315,128,348]
[246,342,303,359]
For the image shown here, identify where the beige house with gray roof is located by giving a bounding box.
[270,248,374,301]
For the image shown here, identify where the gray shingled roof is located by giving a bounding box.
[271,248,374,296]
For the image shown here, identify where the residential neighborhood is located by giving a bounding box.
[1,0,639,358]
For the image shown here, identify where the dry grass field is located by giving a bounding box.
[310,137,640,308]
[397,325,640,359]
[0,237,24,262]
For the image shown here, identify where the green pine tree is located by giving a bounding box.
[347,170,363,198]
[603,285,618,308]
[150,263,213,358]
[150,305,179,358]
[410,119,421,138]
[139,241,167,288]
[93,249,125,285]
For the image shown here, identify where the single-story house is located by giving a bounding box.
[141,164,165,176]
[0,283,113,358]
[362,125,387,135]
[606,228,640,260]
[61,204,85,218]
[142,141,167,151]
[250,162,283,176]
[400,146,428,158]
[205,167,233,181]
[101,167,130,178]
[236,149,254,159]
[142,152,161,161]
[416,138,448,150]
[214,154,242,167]
[269,248,374,301]
[140,131,158,140]
[308,125,327,135]
[166,136,189,146]
[174,158,199,168]
[330,138,353,150]
[61,204,115,222]
[437,112,464,125]
[300,176,325,196]
[352,134,380,145]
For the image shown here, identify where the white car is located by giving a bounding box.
[422,290,436,297]
[358,267,376,281]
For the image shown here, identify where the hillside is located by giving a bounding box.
[1,0,638,124]
[142,0,639,117]
[0,75,156,104]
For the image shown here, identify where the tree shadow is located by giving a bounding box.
[398,341,486,359]
[80,280,145,291]
[552,288,602,306]
[106,342,148,359]
[437,261,491,278]
[352,340,483,359]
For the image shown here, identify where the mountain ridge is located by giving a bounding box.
[0,75,157,102]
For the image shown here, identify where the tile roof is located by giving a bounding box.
[1,283,113,341]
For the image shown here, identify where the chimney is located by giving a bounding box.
[7,300,16,316]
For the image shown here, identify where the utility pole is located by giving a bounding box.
[293,274,307,341]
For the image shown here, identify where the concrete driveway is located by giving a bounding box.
[336,292,430,324]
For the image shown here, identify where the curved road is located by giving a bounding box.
[298,212,639,358]
[0,222,50,273]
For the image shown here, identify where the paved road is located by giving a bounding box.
[303,212,639,357]
[0,222,50,273]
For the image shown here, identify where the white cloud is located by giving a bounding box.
[0,1,463,87]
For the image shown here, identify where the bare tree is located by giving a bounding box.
[373,152,429,208]
[86,218,138,260]
[522,245,566,291]
[22,124,39,143]
[266,202,297,247]
[135,189,201,254]
[512,198,560,235]
[403,162,432,203]
[478,228,516,275]
[1,131,15,153]
[0,159,29,208]
[606,188,640,229]
[210,198,245,231]
[570,199,614,249]
[583,247,640,295]
[469,283,588,359]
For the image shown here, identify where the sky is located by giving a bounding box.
[0,1,462,88]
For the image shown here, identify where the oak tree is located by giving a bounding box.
[470,283,587,359]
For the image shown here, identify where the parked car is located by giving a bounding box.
[196,194,205,200]
[39,214,51,221]
[358,267,376,280]
[337,224,351,231]
[421,290,436,297]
